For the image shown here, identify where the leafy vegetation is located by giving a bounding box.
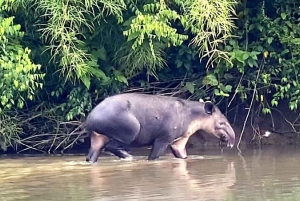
[0,0,300,153]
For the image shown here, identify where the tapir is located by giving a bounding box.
[85,93,235,163]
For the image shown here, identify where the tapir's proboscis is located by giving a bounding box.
[85,93,235,163]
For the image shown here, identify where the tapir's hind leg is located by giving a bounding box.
[104,140,133,159]
[98,112,141,144]
[87,112,140,163]
[86,132,109,163]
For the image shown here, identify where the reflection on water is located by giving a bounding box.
[1,147,300,201]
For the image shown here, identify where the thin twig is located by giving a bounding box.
[237,63,263,151]
[228,73,244,107]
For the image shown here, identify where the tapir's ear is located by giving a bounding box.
[204,101,215,114]
[199,98,204,102]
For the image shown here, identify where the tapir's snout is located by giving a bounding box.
[220,125,235,148]
[213,117,235,149]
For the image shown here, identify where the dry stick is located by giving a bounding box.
[292,111,300,125]
[53,136,69,153]
[20,133,65,141]
[62,130,86,151]
[48,120,63,153]
[237,66,263,152]
[48,133,58,154]
[250,106,260,142]
[233,105,239,125]
[59,121,81,125]
[271,107,299,134]
[53,125,83,152]
[17,141,45,153]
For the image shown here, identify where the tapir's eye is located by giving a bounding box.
[220,122,226,126]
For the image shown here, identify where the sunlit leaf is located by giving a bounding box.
[203,74,218,86]
[185,82,195,94]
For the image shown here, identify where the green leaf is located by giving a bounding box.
[242,52,250,60]
[123,16,135,27]
[281,49,290,56]
[185,82,194,94]
[179,48,185,55]
[89,68,106,79]
[257,46,264,52]
[224,73,233,79]
[81,75,91,89]
[256,24,263,32]
[184,62,191,70]
[203,74,218,86]
[175,60,183,68]
[249,24,255,31]
[96,46,107,61]
[281,12,287,20]
[127,32,140,42]
[87,60,98,68]
[116,75,128,85]
[262,108,271,114]
[235,51,245,63]
[286,21,293,28]
[271,99,278,107]
[267,37,273,44]
[229,39,236,46]
[283,26,289,33]
[214,89,220,95]
[224,85,232,92]
[248,58,254,67]
[13,80,18,88]
[290,38,300,45]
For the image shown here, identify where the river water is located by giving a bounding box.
[1,146,300,201]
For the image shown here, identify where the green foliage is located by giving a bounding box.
[173,44,199,72]
[115,41,167,79]
[123,2,188,49]
[20,0,126,88]
[0,0,44,112]
[122,0,238,78]
[64,87,92,121]
[176,0,237,66]
[203,0,300,115]
[0,0,43,151]
[122,1,188,78]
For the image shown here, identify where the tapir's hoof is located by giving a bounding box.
[120,155,133,161]
[86,157,97,164]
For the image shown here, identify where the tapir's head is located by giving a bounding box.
[195,100,235,148]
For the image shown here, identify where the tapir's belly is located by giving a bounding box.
[126,126,162,147]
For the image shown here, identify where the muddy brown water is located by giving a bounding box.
[1,146,300,201]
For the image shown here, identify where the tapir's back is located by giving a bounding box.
[104,93,186,114]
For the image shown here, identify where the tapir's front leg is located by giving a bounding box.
[170,136,189,159]
[148,139,170,160]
